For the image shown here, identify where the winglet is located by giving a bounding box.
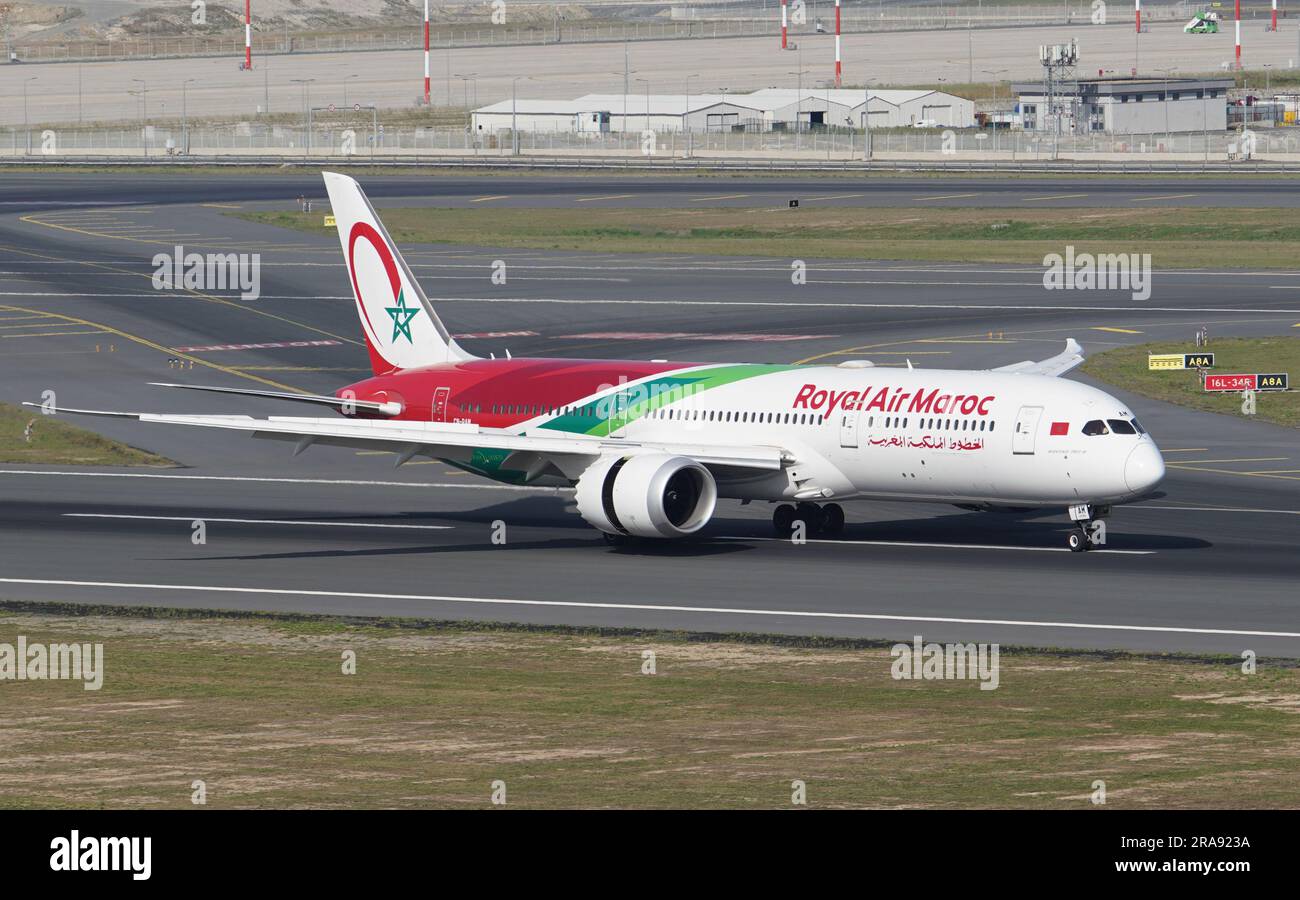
[990,338,1085,377]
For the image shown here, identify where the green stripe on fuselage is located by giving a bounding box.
[537,363,794,437]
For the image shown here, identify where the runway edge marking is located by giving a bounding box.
[0,579,1296,640]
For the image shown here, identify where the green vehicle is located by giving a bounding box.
[1184,11,1221,33]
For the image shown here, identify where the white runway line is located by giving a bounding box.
[720,536,1152,555]
[1136,504,1300,516]
[6,291,1300,316]
[63,511,1143,554]
[64,513,453,530]
[0,578,1296,640]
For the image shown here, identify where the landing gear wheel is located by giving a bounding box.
[795,502,826,534]
[1085,522,1104,549]
[821,503,845,536]
[772,504,797,536]
[1067,529,1086,552]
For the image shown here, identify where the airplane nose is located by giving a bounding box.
[1124,442,1165,494]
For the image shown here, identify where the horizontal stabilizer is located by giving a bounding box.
[147,382,402,416]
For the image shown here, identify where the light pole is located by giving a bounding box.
[291,77,314,158]
[181,78,195,155]
[510,75,536,156]
[983,68,1007,105]
[968,21,974,84]
[131,78,148,122]
[788,61,807,149]
[862,76,877,162]
[609,69,637,138]
[22,76,36,154]
[454,72,477,111]
[131,78,148,157]
[1156,67,1176,146]
[684,72,699,157]
[1202,83,1209,166]
[635,77,651,134]
[343,74,359,108]
[454,73,477,143]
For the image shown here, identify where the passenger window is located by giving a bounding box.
[1108,419,1137,435]
[1082,420,1109,436]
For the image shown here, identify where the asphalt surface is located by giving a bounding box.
[9,172,1300,212]
[1,173,1297,656]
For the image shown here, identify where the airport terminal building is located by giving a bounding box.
[1011,76,1232,134]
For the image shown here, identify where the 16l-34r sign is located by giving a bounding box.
[1205,373,1289,392]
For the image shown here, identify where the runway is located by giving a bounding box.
[1,172,1297,656]
[9,172,1300,212]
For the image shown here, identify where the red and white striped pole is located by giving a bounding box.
[781,0,788,50]
[423,0,431,104]
[1272,0,1277,31]
[244,0,252,70]
[835,0,842,85]
[1135,0,1140,32]
[1236,0,1242,68]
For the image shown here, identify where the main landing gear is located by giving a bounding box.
[1066,503,1110,553]
[773,501,845,537]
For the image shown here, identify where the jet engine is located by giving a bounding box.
[575,453,717,539]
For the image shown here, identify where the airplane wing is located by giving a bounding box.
[147,382,403,416]
[989,338,1084,377]
[25,404,784,479]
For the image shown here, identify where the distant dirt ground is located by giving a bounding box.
[1,608,1297,809]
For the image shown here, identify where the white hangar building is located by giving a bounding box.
[470,88,976,135]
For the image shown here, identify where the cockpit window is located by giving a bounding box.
[1107,419,1137,435]
[1131,418,1146,434]
[1082,420,1109,436]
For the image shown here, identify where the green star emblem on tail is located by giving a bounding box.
[385,288,420,343]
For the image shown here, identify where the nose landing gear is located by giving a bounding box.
[1066,503,1110,552]
[773,502,845,537]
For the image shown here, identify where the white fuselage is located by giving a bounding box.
[591,365,1165,509]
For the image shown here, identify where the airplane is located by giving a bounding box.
[33,172,1165,552]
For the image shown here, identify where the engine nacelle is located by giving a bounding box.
[575,453,717,539]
